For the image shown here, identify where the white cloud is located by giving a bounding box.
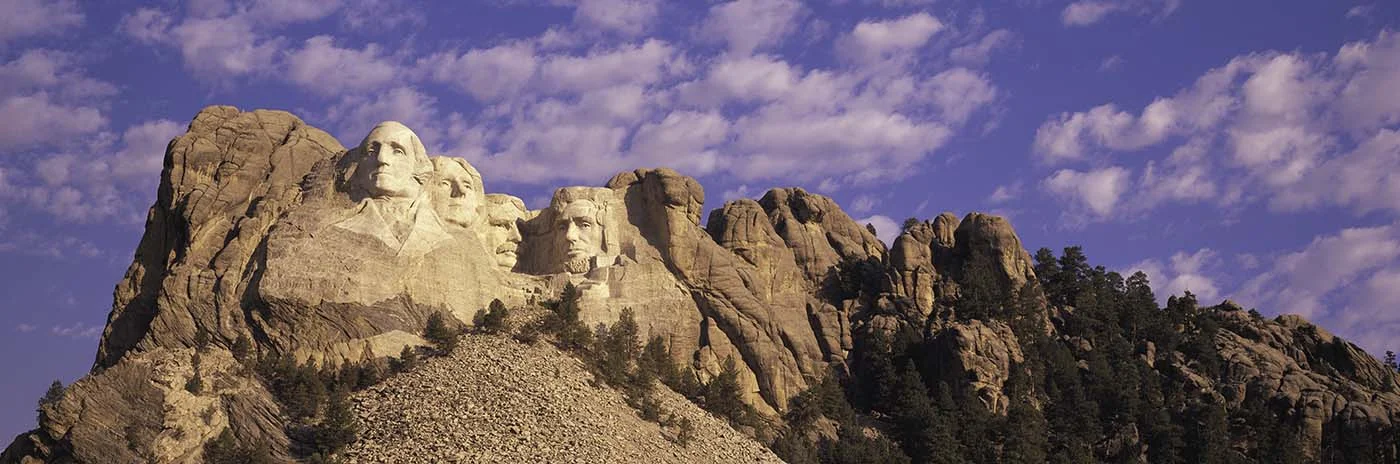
[926,68,998,126]
[1033,31,1400,218]
[325,86,445,146]
[988,182,1021,204]
[837,13,944,64]
[1042,166,1131,218]
[286,36,401,95]
[0,232,103,259]
[721,185,754,201]
[421,42,539,101]
[678,54,802,105]
[16,324,35,333]
[1236,224,1400,319]
[1128,249,1222,304]
[0,49,117,100]
[0,93,106,150]
[118,8,173,44]
[0,119,183,223]
[1033,101,1177,162]
[1099,55,1124,72]
[1061,0,1180,27]
[1335,30,1400,134]
[0,0,83,44]
[247,0,342,23]
[538,40,687,93]
[1345,5,1375,19]
[169,15,284,79]
[949,29,1015,67]
[858,214,899,246]
[571,0,659,37]
[850,195,876,213]
[628,110,730,176]
[50,322,101,339]
[1061,1,1123,26]
[700,0,805,56]
[1233,222,1400,354]
[1273,129,1400,214]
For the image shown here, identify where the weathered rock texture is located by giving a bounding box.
[6,107,1398,463]
[344,333,782,463]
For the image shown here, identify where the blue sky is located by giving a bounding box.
[1,0,1397,441]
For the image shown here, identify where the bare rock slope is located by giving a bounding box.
[344,334,781,464]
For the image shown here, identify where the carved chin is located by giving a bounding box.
[562,256,591,274]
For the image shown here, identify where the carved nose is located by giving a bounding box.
[507,226,521,242]
[565,223,581,242]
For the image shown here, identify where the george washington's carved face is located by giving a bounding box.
[359,122,427,199]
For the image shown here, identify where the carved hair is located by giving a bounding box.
[430,156,485,200]
[362,121,433,185]
[550,186,616,255]
[340,121,434,199]
[485,193,526,211]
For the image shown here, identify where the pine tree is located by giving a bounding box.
[638,335,680,388]
[476,298,510,334]
[595,308,642,387]
[312,385,359,456]
[957,251,1006,321]
[231,334,253,366]
[702,356,756,427]
[424,311,459,353]
[36,380,64,423]
[1003,365,1049,464]
[1055,246,1091,308]
[393,345,418,373]
[902,217,921,232]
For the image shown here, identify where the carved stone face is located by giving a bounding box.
[556,199,603,273]
[431,159,482,228]
[481,197,525,269]
[361,124,422,199]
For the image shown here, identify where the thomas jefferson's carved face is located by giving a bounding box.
[481,200,525,269]
[556,199,603,273]
[431,160,481,227]
[361,125,421,199]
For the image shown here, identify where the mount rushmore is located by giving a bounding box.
[6,106,1398,463]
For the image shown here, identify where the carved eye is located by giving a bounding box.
[393,147,405,156]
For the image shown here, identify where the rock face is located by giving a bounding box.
[929,320,1025,415]
[344,333,782,463]
[1208,310,1400,460]
[7,107,1398,463]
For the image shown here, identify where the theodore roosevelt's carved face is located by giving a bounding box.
[430,157,483,228]
[359,122,429,199]
[556,199,603,274]
[481,194,526,269]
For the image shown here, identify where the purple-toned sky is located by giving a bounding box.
[1,0,1397,441]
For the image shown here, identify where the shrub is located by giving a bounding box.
[392,345,419,373]
[475,299,511,334]
[675,417,696,447]
[309,386,358,456]
[36,380,64,423]
[231,335,253,367]
[424,311,460,354]
[542,284,592,350]
[185,373,204,394]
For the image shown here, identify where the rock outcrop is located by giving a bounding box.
[7,106,1397,463]
[344,333,782,463]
